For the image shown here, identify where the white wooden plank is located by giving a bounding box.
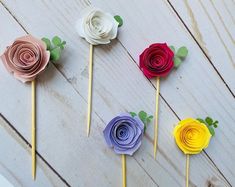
[0,116,68,187]
[0,4,157,187]
[0,0,233,186]
[169,0,235,93]
[87,0,235,185]
[209,0,235,38]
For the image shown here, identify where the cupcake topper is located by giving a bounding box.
[0,35,66,180]
[173,117,218,187]
[103,111,152,187]
[139,43,188,159]
[76,7,123,136]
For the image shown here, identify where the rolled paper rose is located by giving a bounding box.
[139,43,174,78]
[103,113,144,155]
[76,7,119,45]
[0,35,50,82]
[173,118,211,154]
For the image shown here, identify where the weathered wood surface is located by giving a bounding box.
[0,0,234,186]
[169,0,235,94]
[0,116,67,187]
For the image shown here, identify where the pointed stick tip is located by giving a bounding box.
[87,129,90,137]
[32,173,35,180]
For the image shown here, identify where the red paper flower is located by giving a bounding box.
[139,43,174,78]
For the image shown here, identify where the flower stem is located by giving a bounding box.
[122,154,126,187]
[31,79,36,180]
[87,44,93,136]
[154,77,160,159]
[186,154,190,187]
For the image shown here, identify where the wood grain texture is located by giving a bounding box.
[87,0,235,185]
[0,116,68,187]
[0,0,234,186]
[169,0,235,94]
[0,4,158,187]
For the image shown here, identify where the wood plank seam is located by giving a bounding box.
[0,3,161,185]
[0,1,28,34]
[0,113,71,187]
[118,41,182,121]
[0,1,233,186]
[203,151,232,187]
[198,0,234,68]
[133,157,160,187]
[166,0,235,98]
[116,37,232,187]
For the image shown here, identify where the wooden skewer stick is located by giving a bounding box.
[186,154,190,187]
[153,77,160,159]
[122,154,126,187]
[87,44,93,136]
[31,79,36,180]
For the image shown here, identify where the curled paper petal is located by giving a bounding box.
[0,35,50,82]
[139,43,174,78]
[76,7,119,45]
[173,118,212,154]
[103,113,144,156]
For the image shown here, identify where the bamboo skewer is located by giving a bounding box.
[87,44,94,136]
[31,79,36,180]
[122,154,126,187]
[153,77,160,159]
[186,154,189,187]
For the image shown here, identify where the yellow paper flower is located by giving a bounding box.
[173,118,211,154]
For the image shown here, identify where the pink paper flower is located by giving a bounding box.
[1,35,50,82]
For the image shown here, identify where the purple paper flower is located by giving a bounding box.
[103,113,144,155]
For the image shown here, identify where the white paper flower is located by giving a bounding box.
[76,7,119,45]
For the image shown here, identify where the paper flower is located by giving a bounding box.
[76,7,119,45]
[173,118,212,154]
[139,43,174,78]
[103,113,144,155]
[0,35,50,82]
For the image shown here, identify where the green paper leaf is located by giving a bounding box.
[207,125,215,136]
[114,15,123,27]
[144,125,147,133]
[52,36,62,46]
[174,56,182,68]
[169,45,175,53]
[130,112,137,117]
[213,124,218,128]
[131,111,153,133]
[59,45,64,50]
[61,41,66,45]
[198,116,218,136]
[41,37,51,50]
[205,117,213,125]
[58,44,65,50]
[197,118,205,123]
[42,36,66,62]
[146,115,153,123]
[146,119,150,123]
[138,111,147,123]
[58,41,66,50]
[50,47,61,61]
[213,120,218,125]
[176,46,188,58]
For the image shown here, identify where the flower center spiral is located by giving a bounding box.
[116,125,129,141]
